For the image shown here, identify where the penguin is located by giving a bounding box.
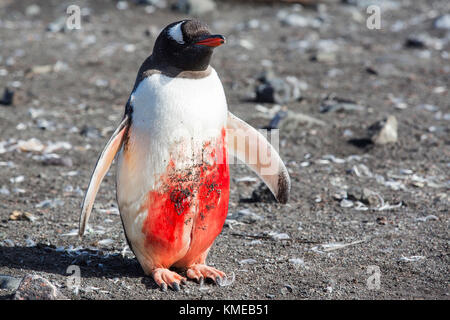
[79,19,291,291]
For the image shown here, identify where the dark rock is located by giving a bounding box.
[404,37,426,49]
[376,216,387,225]
[241,183,276,203]
[13,274,67,300]
[255,74,303,104]
[0,88,14,106]
[365,66,378,75]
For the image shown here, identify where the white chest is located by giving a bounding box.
[116,68,228,206]
[131,68,227,141]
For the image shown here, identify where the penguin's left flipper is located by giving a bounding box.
[227,111,291,204]
[79,114,130,237]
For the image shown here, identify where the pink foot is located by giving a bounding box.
[152,268,186,291]
[186,264,226,285]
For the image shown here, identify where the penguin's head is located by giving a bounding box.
[153,19,225,72]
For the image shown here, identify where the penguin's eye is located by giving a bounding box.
[168,22,185,45]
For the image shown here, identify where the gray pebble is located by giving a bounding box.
[0,275,21,290]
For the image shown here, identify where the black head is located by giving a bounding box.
[152,20,225,72]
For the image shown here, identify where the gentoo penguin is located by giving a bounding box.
[79,19,290,291]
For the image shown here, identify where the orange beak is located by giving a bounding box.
[195,35,226,47]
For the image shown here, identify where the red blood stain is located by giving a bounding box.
[142,128,229,263]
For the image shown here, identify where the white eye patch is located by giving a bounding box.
[168,21,185,44]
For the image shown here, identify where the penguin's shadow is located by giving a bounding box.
[0,243,144,280]
[0,244,182,290]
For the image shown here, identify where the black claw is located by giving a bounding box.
[172,282,180,291]
[181,278,187,285]
[160,283,167,292]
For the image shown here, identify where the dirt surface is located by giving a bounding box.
[0,0,449,300]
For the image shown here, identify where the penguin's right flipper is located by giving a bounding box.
[227,112,291,204]
[79,114,130,237]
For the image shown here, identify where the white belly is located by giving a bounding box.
[115,68,228,261]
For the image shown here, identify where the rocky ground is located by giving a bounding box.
[0,0,449,300]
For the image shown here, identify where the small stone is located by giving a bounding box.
[320,97,365,113]
[35,199,65,209]
[332,190,348,200]
[10,176,24,184]
[268,232,290,241]
[9,210,37,222]
[0,275,21,290]
[434,14,450,30]
[242,183,276,203]
[0,88,14,106]
[416,104,439,112]
[13,274,67,300]
[53,61,69,72]
[404,36,426,49]
[25,4,41,16]
[340,199,354,208]
[0,186,10,195]
[46,17,67,33]
[229,209,263,224]
[235,176,258,184]
[41,154,73,167]
[95,238,114,247]
[172,0,216,16]
[2,239,15,247]
[281,284,293,295]
[280,110,326,130]
[350,164,372,177]
[288,258,305,267]
[416,215,438,222]
[278,11,321,28]
[255,74,303,104]
[80,126,101,139]
[144,5,155,14]
[399,256,425,262]
[361,188,381,207]
[411,181,425,188]
[18,138,45,153]
[116,1,129,10]
[123,44,136,53]
[239,258,257,265]
[369,115,398,145]
[311,52,336,63]
[376,216,387,225]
